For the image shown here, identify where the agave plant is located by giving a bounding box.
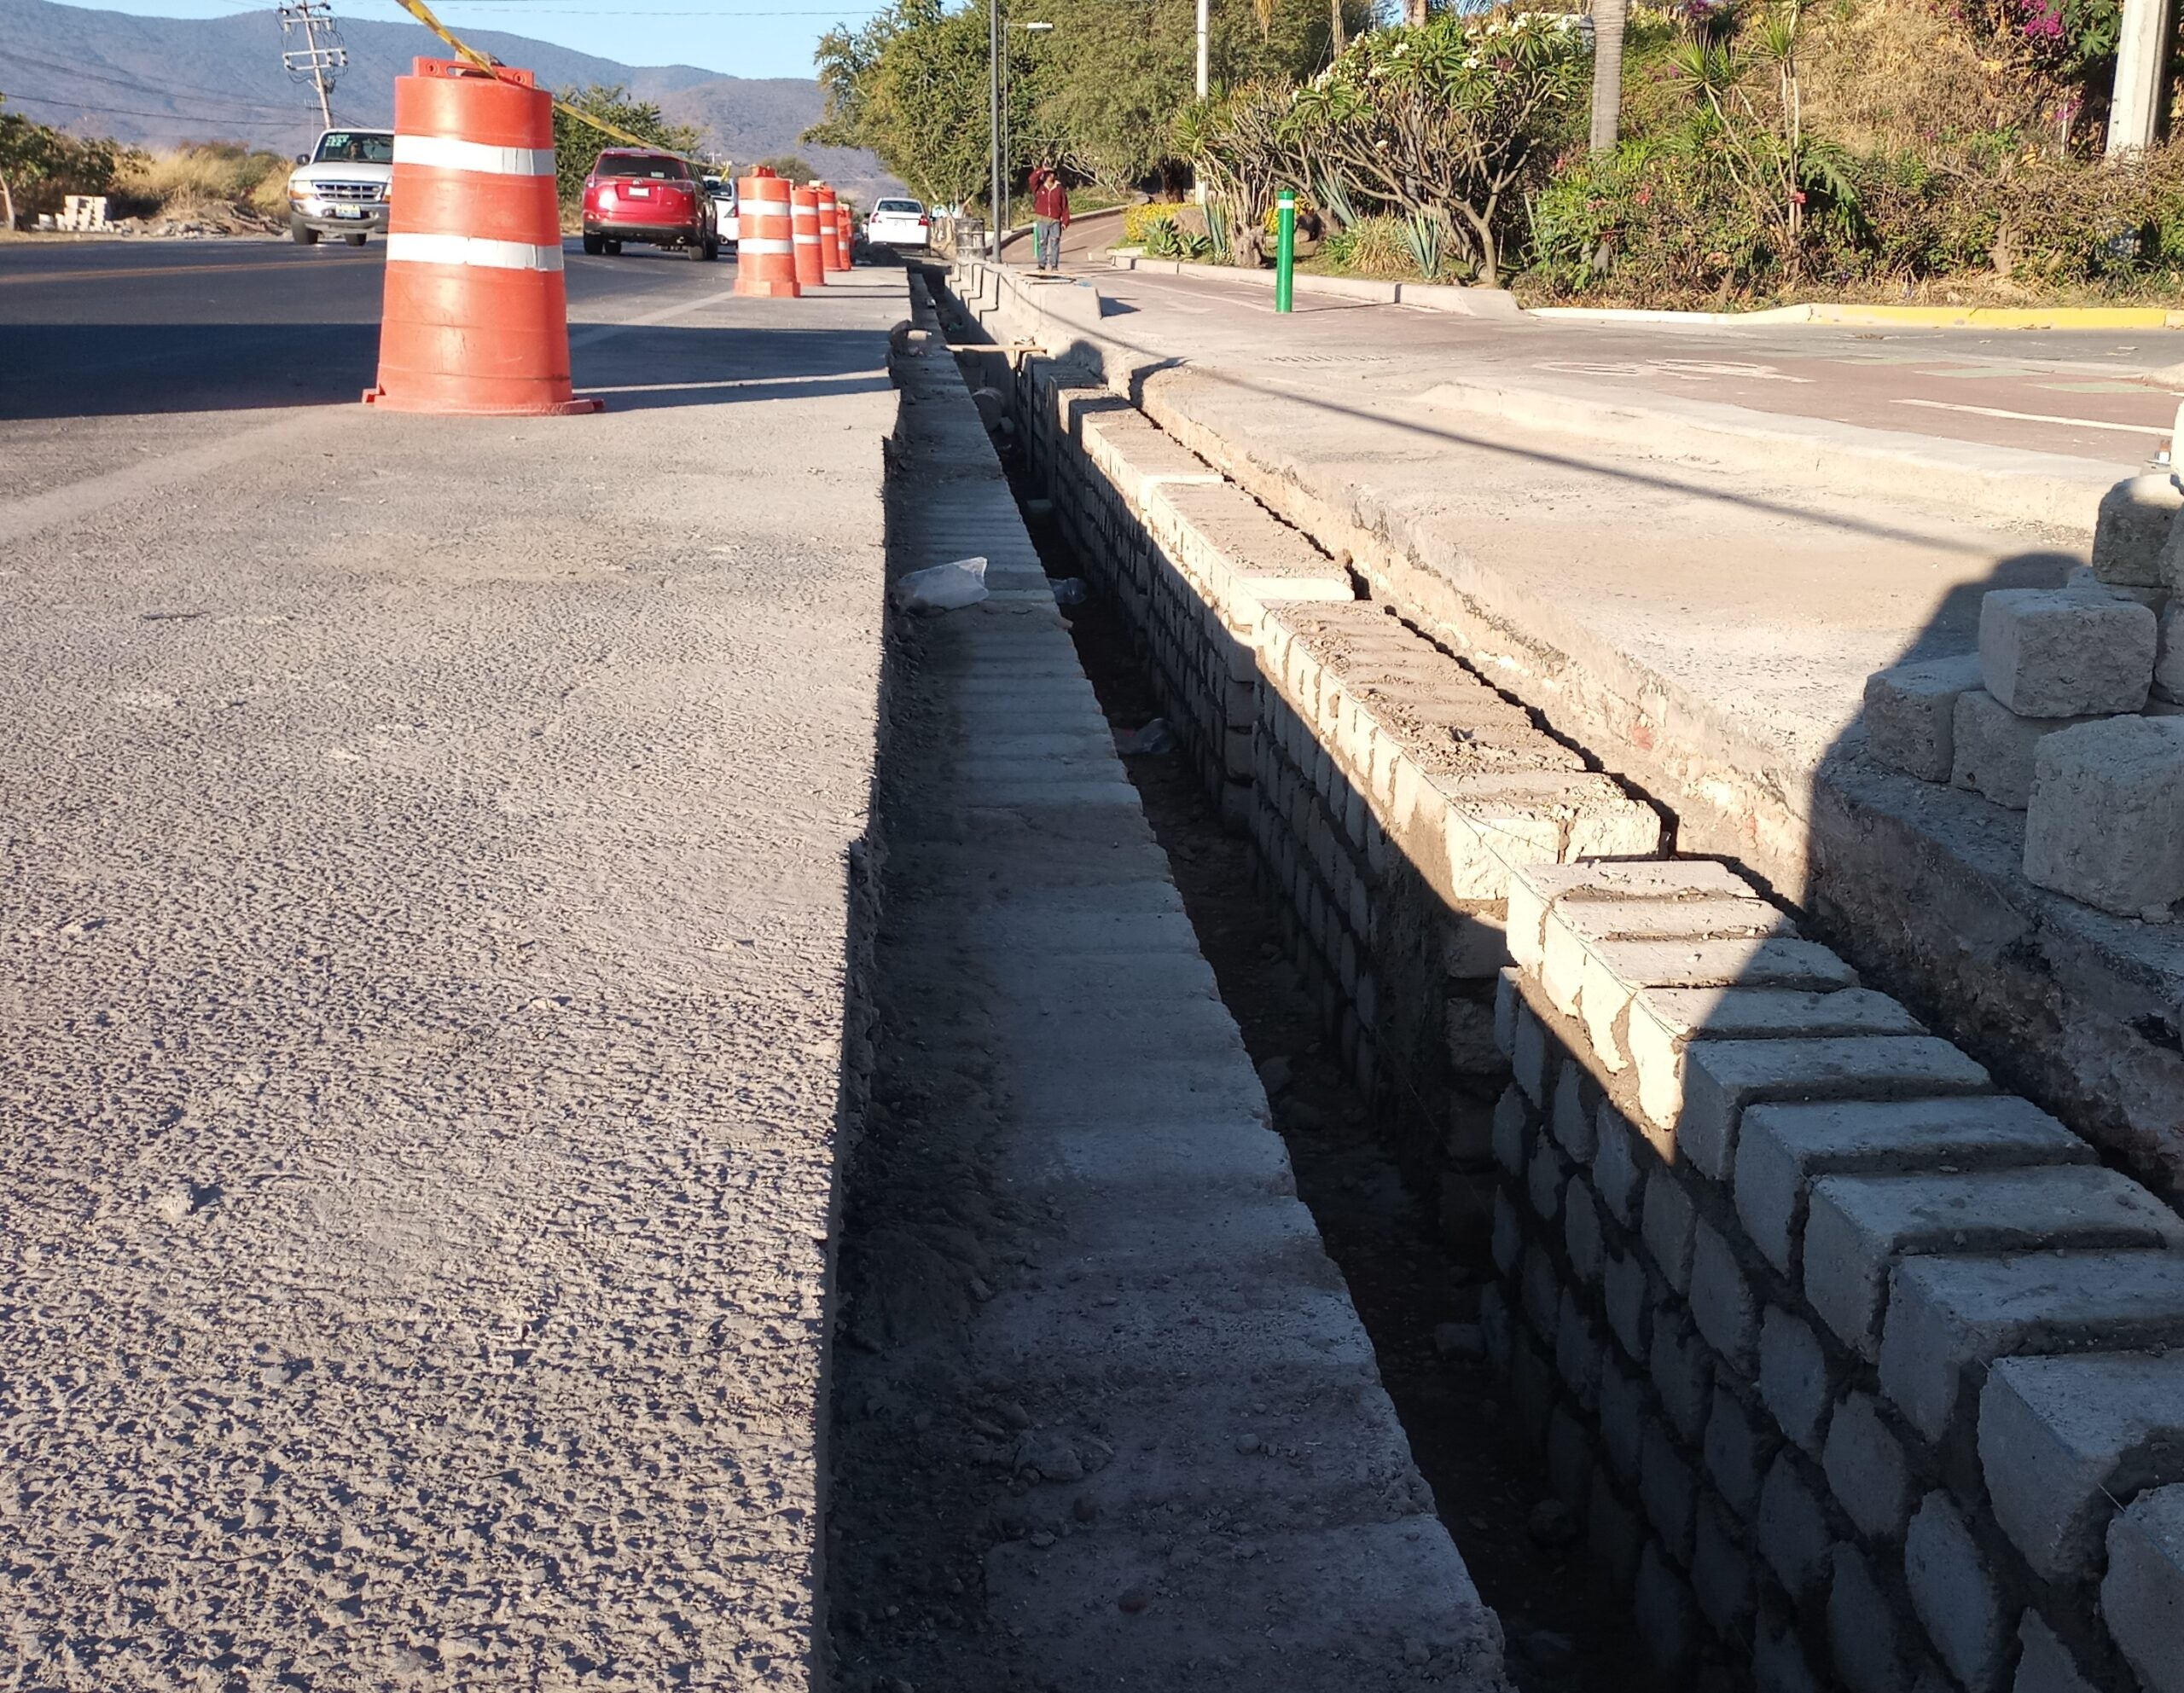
[1400,207,1450,279]
[1310,164,1359,231]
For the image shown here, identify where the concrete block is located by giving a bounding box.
[1652,1317,1714,1446]
[1878,1249,2184,1443]
[1437,770,1660,902]
[1589,1477,1644,1591]
[1511,995,1553,1106]
[1951,688,2104,810]
[1522,1241,1561,1338]
[1555,1290,1603,1411]
[1675,1036,1992,1183]
[1528,1136,1567,1224]
[1580,938,1857,1081]
[2158,600,2184,703]
[1642,1172,1699,1293]
[1691,1218,1760,1368]
[1542,894,1792,1032]
[1600,1353,1647,1485]
[1565,1181,1605,1283]
[1492,1084,1531,1177]
[1829,1541,1909,1693]
[1978,1348,2184,1584]
[1641,1419,1699,1558]
[2023,716,2184,917]
[1705,1383,1775,1520]
[2104,1483,2184,1693]
[1734,1096,2088,1277]
[2012,1611,2097,1693]
[1635,1539,1698,1673]
[1761,1306,1834,1456]
[1491,1186,1522,1277]
[1594,1102,1646,1224]
[1803,1166,2182,1359]
[1494,967,1521,1060]
[1551,1059,1599,1161]
[1866,654,1985,782]
[1756,1613,1824,1693]
[1757,1452,1833,1597]
[1449,996,1502,1077]
[1604,1248,1652,1362]
[1693,1490,1754,1634]
[1627,985,1922,1130]
[1905,1491,2007,1693]
[2091,473,2181,588]
[1979,587,2157,716]
[1823,1390,1913,1542]
[1548,1400,1594,1514]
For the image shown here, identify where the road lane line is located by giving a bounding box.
[0,256,379,287]
[1893,397,2169,434]
[567,285,745,349]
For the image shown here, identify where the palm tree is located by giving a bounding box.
[1589,0,1627,153]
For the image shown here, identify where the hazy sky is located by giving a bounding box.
[81,0,886,80]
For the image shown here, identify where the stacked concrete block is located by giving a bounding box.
[1489,855,2184,1692]
[1862,556,2181,919]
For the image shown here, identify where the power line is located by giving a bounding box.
[5,51,327,117]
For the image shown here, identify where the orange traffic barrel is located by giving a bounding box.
[733,168,797,298]
[791,185,825,288]
[838,202,853,270]
[815,184,845,275]
[364,58,599,416]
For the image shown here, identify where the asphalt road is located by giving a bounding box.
[3,236,906,1689]
[0,235,760,422]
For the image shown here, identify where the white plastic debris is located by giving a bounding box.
[892,556,989,613]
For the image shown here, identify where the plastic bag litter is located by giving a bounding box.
[1049,577,1088,606]
[893,556,989,613]
[1116,717,1175,756]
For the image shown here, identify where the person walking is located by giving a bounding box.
[1031,163,1070,272]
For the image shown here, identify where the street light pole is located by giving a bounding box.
[989,0,1002,258]
[1195,0,1208,99]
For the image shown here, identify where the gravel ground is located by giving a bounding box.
[1,269,904,1690]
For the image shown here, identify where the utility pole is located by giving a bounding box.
[2106,0,2174,156]
[1195,0,1209,100]
[989,0,1002,256]
[280,1,347,132]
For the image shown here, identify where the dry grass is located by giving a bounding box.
[113,143,293,222]
[1801,0,2059,163]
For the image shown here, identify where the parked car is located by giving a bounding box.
[581,150,717,259]
[288,128,393,246]
[865,197,931,248]
[700,176,739,248]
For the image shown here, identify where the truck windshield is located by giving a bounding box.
[312,132,394,165]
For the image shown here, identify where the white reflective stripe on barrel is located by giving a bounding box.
[793,233,822,243]
[386,232,566,271]
[392,136,557,177]
[740,238,792,254]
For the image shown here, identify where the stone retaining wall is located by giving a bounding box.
[1002,331,2184,1693]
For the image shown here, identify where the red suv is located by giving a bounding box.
[581,149,718,260]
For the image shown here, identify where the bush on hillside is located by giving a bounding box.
[112,142,291,223]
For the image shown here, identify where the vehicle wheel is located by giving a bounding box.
[582,231,604,255]
[604,239,622,255]
[700,236,719,262]
[345,233,367,246]
[290,217,319,246]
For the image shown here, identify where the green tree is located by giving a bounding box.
[810,0,995,208]
[550,84,702,206]
[0,95,125,229]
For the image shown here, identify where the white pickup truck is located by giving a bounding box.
[288,129,393,246]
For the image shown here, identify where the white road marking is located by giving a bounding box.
[1893,397,2169,434]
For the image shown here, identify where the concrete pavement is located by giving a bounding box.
[2,241,902,1688]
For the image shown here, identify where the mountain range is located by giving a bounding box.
[0,0,899,202]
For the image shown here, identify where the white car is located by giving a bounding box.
[865,197,930,248]
[288,129,392,246]
[701,176,739,246]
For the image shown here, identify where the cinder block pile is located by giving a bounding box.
[1489,858,2184,1692]
[1863,475,2184,918]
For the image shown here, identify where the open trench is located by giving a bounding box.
[956,340,1674,1693]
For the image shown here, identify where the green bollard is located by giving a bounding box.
[1275,188,1295,314]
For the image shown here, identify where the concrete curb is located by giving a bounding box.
[1414,375,2124,535]
[1531,303,2184,331]
[1107,253,1520,316]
